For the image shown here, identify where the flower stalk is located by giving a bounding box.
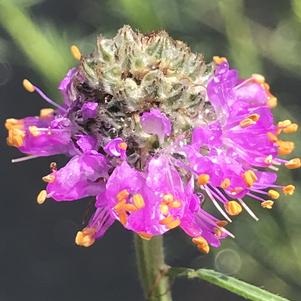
[134,235,172,301]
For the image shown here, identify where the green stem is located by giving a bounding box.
[134,235,173,301]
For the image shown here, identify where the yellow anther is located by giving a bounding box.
[70,45,81,60]
[22,79,35,93]
[163,193,174,203]
[277,140,295,156]
[118,210,128,225]
[28,126,40,137]
[243,170,257,187]
[216,220,228,227]
[248,114,260,122]
[278,120,292,128]
[220,178,231,189]
[230,187,244,195]
[160,203,169,215]
[267,96,278,108]
[261,200,274,209]
[268,190,280,200]
[118,142,127,150]
[166,218,181,229]
[40,108,54,118]
[37,189,47,205]
[133,194,145,209]
[282,185,295,196]
[285,158,301,169]
[252,73,265,83]
[5,118,21,130]
[224,201,242,216]
[192,236,210,254]
[267,132,278,142]
[197,174,210,186]
[42,174,55,183]
[240,118,255,128]
[213,56,227,64]
[7,128,25,147]
[159,215,174,225]
[75,227,96,247]
[124,203,138,212]
[169,200,182,209]
[116,189,130,202]
[114,200,126,211]
[138,232,153,240]
[283,123,298,134]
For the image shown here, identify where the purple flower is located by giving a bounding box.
[140,109,172,143]
[6,52,300,253]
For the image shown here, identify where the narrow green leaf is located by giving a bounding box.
[169,268,291,301]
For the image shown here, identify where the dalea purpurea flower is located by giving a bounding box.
[6,26,300,253]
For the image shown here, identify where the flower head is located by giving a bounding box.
[6,27,299,252]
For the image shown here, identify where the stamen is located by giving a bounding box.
[70,45,81,60]
[37,189,47,204]
[220,178,231,189]
[268,190,280,200]
[50,162,57,171]
[224,201,242,216]
[248,114,260,122]
[282,185,295,195]
[278,120,292,128]
[169,200,182,208]
[42,174,55,183]
[243,170,257,187]
[163,193,174,203]
[264,155,273,165]
[192,236,210,254]
[159,215,174,225]
[28,126,40,137]
[277,140,295,155]
[166,218,181,229]
[267,132,278,142]
[237,198,259,221]
[7,128,25,147]
[75,227,96,247]
[132,194,145,209]
[261,200,274,209]
[138,232,153,240]
[285,158,301,169]
[118,142,127,150]
[213,56,227,64]
[118,210,128,225]
[240,118,256,128]
[124,204,138,212]
[22,79,35,92]
[5,118,21,130]
[283,123,298,134]
[40,108,54,118]
[114,200,126,211]
[252,73,265,83]
[267,96,277,108]
[160,203,169,215]
[116,189,130,202]
[23,79,65,111]
[197,174,210,186]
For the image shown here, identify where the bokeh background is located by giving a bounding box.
[1,0,301,300]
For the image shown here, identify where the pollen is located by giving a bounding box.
[240,118,256,128]
[40,108,54,118]
[220,178,231,189]
[124,203,138,212]
[169,200,182,208]
[282,185,295,195]
[28,126,40,137]
[243,170,257,187]
[268,189,280,199]
[285,158,301,169]
[213,56,227,64]
[5,118,21,130]
[166,218,181,229]
[37,189,47,205]
[261,200,274,209]
[116,189,130,202]
[162,193,174,203]
[278,120,292,128]
[267,96,278,108]
[75,227,96,247]
[7,128,25,147]
[197,174,210,186]
[283,123,298,134]
[192,236,210,254]
[138,232,153,240]
[132,194,145,209]
[224,201,242,216]
[70,45,81,60]
[160,203,169,215]
[248,113,260,122]
[22,79,35,93]
[42,174,55,183]
[118,142,127,150]
[159,215,174,225]
[277,140,295,155]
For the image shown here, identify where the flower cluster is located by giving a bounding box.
[6,27,299,253]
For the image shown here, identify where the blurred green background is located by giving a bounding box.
[0,0,301,300]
